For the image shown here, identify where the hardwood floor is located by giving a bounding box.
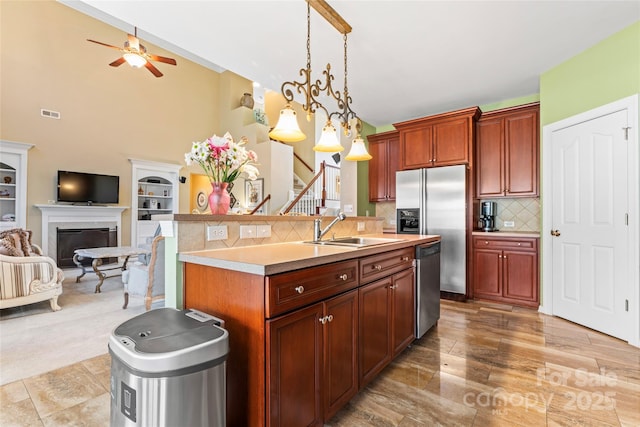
[1,300,638,426]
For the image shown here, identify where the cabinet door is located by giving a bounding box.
[503,250,538,305]
[400,126,433,170]
[386,136,399,201]
[473,248,503,298]
[323,290,358,420]
[432,118,469,166]
[358,277,392,387]
[391,268,415,357]
[368,139,389,202]
[505,110,538,197]
[476,118,505,198]
[267,303,323,427]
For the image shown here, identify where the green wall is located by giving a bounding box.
[480,94,540,112]
[358,120,377,217]
[540,21,640,126]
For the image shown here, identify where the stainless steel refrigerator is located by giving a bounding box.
[396,165,467,295]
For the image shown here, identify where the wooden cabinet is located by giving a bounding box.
[183,244,420,426]
[476,103,539,198]
[394,106,480,170]
[358,249,415,387]
[267,289,358,426]
[367,131,399,202]
[472,236,539,307]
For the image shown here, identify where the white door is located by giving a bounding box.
[550,109,629,340]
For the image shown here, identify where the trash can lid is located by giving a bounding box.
[109,308,228,373]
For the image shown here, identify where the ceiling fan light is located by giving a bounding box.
[123,53,147,68]
[345,136,372,161]
[269,105,306,142]
[313,122,344,153]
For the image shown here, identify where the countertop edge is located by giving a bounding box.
[179,234,440,275]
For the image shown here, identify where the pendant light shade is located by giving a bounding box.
[268,105,306,142]
[313,121,344,153]
[345,135,372,161]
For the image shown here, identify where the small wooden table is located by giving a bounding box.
[73,246,150,293]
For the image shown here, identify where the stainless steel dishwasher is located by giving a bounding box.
[415,241,441,338]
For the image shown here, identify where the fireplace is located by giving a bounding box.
[56,227,117,268]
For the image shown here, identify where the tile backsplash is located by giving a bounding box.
[375,198,540,232]
[488,198,540,232]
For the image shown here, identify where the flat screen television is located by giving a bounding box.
[57,170,120,205]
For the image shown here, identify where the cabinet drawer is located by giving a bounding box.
[473,236,537,251]
[359,248,414,285]
[265,260,358,318]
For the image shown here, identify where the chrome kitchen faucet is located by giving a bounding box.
[313,212,347,242]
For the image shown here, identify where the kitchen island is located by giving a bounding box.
[179,233,439,427]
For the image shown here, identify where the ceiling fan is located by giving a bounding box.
[87,28,177,77]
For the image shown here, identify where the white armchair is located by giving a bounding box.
[0,229,64,311]
[121,234,165,311]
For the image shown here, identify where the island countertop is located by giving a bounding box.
[178,233,440,275]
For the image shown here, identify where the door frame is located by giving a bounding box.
[541,94,639,347]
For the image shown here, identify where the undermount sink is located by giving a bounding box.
[303,236,405,248]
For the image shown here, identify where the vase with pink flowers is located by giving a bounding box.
[185,132,259,214]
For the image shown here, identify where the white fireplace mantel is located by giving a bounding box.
[35,204,128,256]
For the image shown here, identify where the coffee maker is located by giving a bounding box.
[479,201,498,232]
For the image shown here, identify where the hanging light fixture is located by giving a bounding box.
[313,121,344,152]
[269,0,371,159]
[345,134,372,161]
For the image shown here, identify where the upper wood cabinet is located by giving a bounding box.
[475,103,539,198]
[394,106,481,170]
[367,131,399,202]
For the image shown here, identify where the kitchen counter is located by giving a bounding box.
[179,233,439,275]
[472,230,540,238]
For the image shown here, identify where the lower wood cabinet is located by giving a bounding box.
[472,236,539,307]
[267,290,358,426]
[359,267,415,387]
[183,244,422,426]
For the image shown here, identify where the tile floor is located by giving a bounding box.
[1,300,639,426]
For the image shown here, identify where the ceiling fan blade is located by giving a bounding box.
[144,61,163,78]
[148,54,177,66]
[87,39,122,50]
[127,34,140,51]
[109,57,127,67]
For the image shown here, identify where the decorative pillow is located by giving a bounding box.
[0,228,35,257]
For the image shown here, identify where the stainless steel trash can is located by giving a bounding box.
[109,308,228,427]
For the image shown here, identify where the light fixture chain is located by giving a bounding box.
[306,1,311,70]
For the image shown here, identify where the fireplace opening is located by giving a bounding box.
[56,227,117,268]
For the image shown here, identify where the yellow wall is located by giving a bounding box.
[0,0,221,245]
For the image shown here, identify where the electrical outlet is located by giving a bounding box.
[207,225,228,241]
[357,222,365,231]
[343,204,353,213]
[240,225,257,239]
[503,221,515,228]
[256,225,271,238]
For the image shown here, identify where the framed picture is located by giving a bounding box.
[245,178,264,213]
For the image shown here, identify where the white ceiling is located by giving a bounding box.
[62,0,639,127]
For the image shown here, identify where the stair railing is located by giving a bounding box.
[280,161,340,216]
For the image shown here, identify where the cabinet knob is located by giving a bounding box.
[374,264,382,271]
[327,314,334,323]
[484,241,489,245]
[401,256,409,261]
[319,316,327,324]
[295,286,305,294]
[517,243,521,246]
[339,273,348,281]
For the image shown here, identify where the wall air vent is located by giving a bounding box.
[41,109,61,119]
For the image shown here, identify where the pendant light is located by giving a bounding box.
[313,121,344,152]
[345,134,372,161]
[269,104,306,142]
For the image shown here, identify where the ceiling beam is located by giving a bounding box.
[308,0,352,34]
